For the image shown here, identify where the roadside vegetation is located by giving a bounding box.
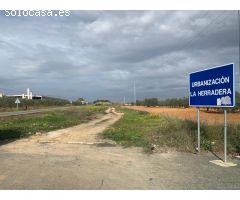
[0,96,70,112]
[102,108,240,154]
[0,105,107,141]
[135,92,240,110]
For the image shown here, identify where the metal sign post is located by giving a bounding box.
[189,63,235,162]
[15,98,21,111]
[197,108,200,153]
[224,109,227,162]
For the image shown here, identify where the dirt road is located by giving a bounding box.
[127,106,240,125]
[0,108,240,189]
[34,108,122,145]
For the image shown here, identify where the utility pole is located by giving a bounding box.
[133,81,136,105]
[238,11,240,74]
[123,96,126,105]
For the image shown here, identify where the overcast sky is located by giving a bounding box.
[0,10,239,102]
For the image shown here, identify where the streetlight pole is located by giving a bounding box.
[238,11,240,73]
[133,81,136,105]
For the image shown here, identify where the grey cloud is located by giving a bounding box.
[0,10,239,101]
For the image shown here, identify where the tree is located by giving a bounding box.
[144,98,159,107]
[72,98,86,105]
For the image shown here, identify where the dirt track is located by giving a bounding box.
[0,108,240,189]
[1,108,123,155]
[127,106,240,125]
[34,108,122,145]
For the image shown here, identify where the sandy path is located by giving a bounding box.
[0,108,123,155]
[25,108,123,145]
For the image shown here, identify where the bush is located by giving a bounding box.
[0,96,69,109]
[103,108,240,154]
[135,92,240,109]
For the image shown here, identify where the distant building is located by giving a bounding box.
[80,100,88,105]
[0,92,3,98]
[6,88,42,100]
[72,98,88,105]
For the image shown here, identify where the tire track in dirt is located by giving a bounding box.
[33,107,123,145]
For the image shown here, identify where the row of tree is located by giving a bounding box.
[0,96,70,109]
[135,97,189,108]
[133,92,240,110]
[93,99,110,104]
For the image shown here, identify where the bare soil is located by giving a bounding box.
[2,108,123,155]
[40,115,120,143]
[0,107,240,189]
[126,106,240,125]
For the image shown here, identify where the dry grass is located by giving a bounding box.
[127,106,240,125]
[104,107,240,154]
[102,108,196,153]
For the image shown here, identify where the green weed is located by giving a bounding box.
[102,107,240,153]
[0,105,107,140]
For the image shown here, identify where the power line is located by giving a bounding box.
[155,12,233,76]
[188,11,240,81]
[147,11,238,96]
[175,11,231,54]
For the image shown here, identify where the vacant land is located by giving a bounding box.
[127,106,240,125]
[32,108,123,144]
[103,108,240,154]
[0,108,240,189]
[0,105,107,141]
[1,143,240,189]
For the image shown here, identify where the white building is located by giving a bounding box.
[6,88,42,100]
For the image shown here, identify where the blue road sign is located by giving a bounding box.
[189,63,235,107]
